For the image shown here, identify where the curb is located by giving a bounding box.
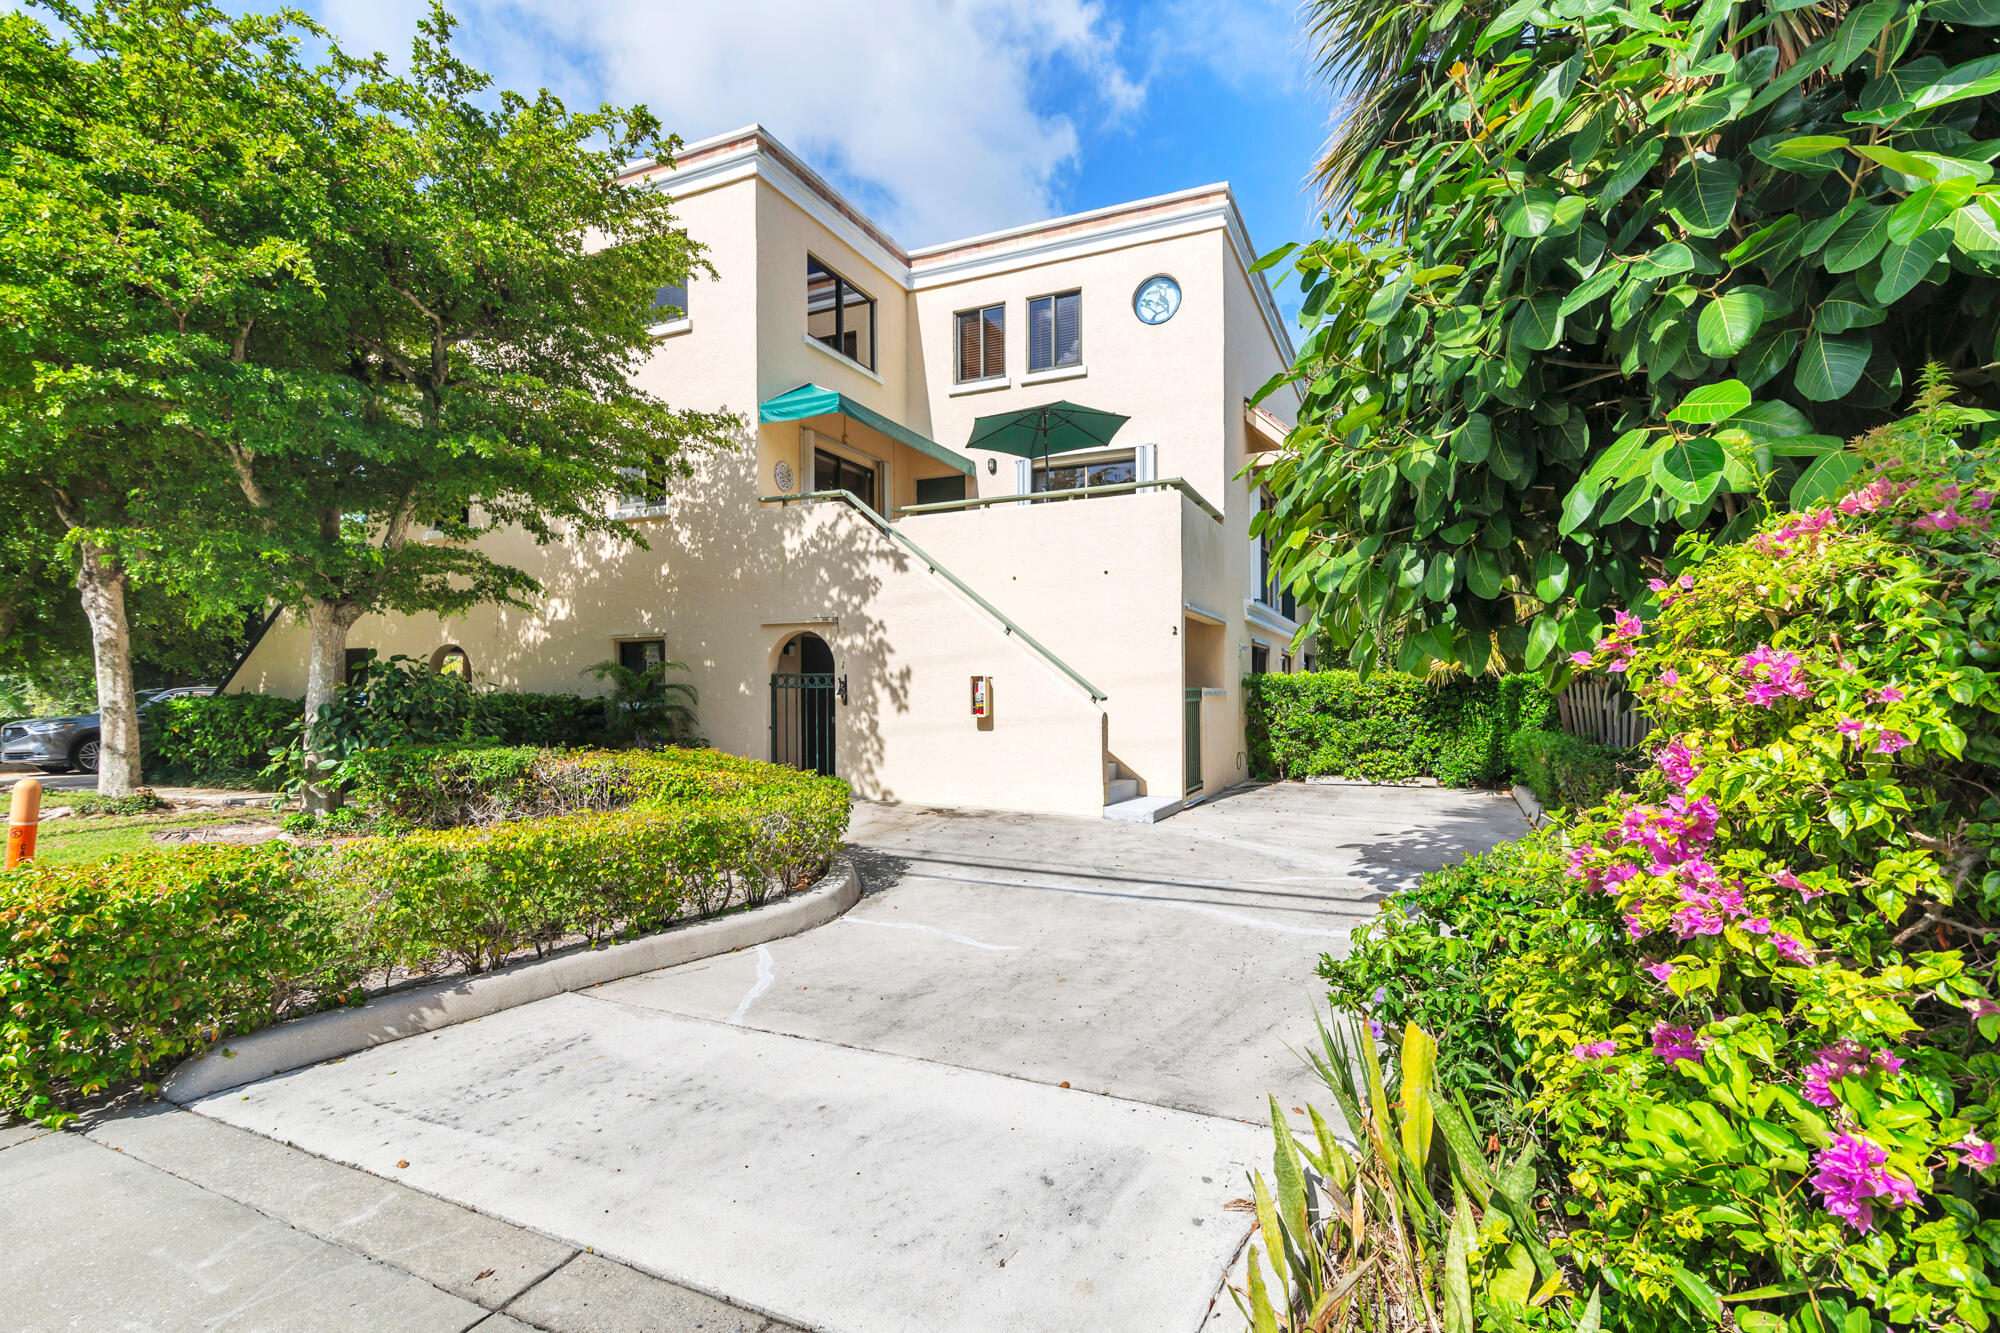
[1511,783,1546,828]
[164,855,862,1104]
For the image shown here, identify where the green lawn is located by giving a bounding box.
[28,811,277,866]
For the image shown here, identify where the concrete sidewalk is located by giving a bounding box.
[1,1110,796,1333]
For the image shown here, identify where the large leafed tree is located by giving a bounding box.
[1,2,730,802]
[1259,0,2000,677]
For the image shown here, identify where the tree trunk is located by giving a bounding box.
[301,598,363,813]
[75,541,142,798]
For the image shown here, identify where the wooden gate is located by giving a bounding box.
[1558,675,1651,749]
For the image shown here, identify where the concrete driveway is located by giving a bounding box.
[19,781,1526,1333]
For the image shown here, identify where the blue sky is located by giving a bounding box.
[288,0,1333,318]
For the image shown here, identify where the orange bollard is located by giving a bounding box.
[6,777,41,869]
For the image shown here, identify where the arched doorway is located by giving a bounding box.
[771,632,836,776]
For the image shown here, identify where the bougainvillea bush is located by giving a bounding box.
[1492,383,2000,1330]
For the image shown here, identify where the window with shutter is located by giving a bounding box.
[954,304,1004,382]
[1027,290,1081,372]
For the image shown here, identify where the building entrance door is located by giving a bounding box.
[772,633,836,776]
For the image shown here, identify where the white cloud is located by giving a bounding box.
[311,0,1147,247]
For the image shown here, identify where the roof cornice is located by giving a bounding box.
[622,124,1295,362]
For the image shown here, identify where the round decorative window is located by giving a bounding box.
[1133,274,1182,325]
[774,459,795,494]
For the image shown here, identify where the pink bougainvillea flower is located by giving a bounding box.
[1802,1041,1902,1108]
[1837,718,1866,740]
[1873,730,1912,755]
[1625,910,1649,940]
[1741,916,1773,935]
[1652,1022,1704,1065]
[1645,960,1675,983]
[1812,1132,1920,1232]
[1965,998,2000,1020]
[1970,489,1995,512]
[1660,668,1681,686]
[1914,507,1975,532]
[1647,578,1668,593]
[1569,650,1594,667]
[1572,1039,1617,1060]
[1741,644,1810,707]
[1960,1136,1998,1172]
[1656,737,1701,789]
[1773,933,1813,964]
[1613,611,1643,636]
[1874,684,1906,703]
[1678,574,1695,590]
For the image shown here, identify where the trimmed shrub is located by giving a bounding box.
[1504,729,1628,812]
[145,692,302,786]
[0,745,848,1125]
[143,687,610,790]
[1319,840,1548,1116]
[0,843,359,1125]
[1245,669,1553,785]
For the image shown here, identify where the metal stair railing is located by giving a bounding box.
[760,489,1107,703]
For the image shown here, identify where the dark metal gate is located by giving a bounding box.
[771,672,836,776]
[1185,687,1203,795]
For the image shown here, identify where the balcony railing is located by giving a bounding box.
[893,476,1223,524]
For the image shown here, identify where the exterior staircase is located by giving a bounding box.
[1102,759,1183,824]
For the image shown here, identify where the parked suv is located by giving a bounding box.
[0,686,216,774]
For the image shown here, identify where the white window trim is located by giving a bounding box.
[948,376,1011,397]
[802,331,884,384]
[1021,364,1087,387]
[648,316,692,338]
[613,466,672,519]
[1025,288,1083,377]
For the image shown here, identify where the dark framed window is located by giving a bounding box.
[814,447,877,510]
[1028,290,1081,372]
[915,474,967,506]
[621,447,675,511]
[1281,652,1293,674]
[1250,643,1269,675]
[806,255,876,370]
[650,281,688,323]
[1033,451,1133,496]
[954,304,1005,382]
[618,638,666,675]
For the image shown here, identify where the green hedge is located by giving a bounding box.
[0,746,848,1124]
[1504,729,1628,812]
[1245,670,1555,786]
[144,690,612,787]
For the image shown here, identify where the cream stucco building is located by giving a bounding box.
[227,126,1304,820]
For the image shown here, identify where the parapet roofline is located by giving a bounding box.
[621,124,1295,360]
[625,125,1235,271]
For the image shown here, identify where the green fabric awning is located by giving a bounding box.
[759,383,973,477]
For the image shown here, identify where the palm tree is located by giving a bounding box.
[582,654,699,747]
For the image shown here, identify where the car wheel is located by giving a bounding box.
[70,735,100,774]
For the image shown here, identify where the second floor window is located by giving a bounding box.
[650,281,688,323]
[1028,290,1081,372]
[807,255,875,370]
[955,304,1004,382]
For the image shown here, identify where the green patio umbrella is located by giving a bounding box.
[965,400,1130,485]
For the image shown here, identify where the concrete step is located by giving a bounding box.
[1102,794,1184,824]
[1107,777,1140,804]
[1104,760,1122,783]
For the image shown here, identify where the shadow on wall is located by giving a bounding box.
[468,421,915,798]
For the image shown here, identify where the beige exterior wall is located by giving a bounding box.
[226,127,1300,819]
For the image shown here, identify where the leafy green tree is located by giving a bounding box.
[1259,0,2000,678]
[0,2,309,793]
[183,7,733,807]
